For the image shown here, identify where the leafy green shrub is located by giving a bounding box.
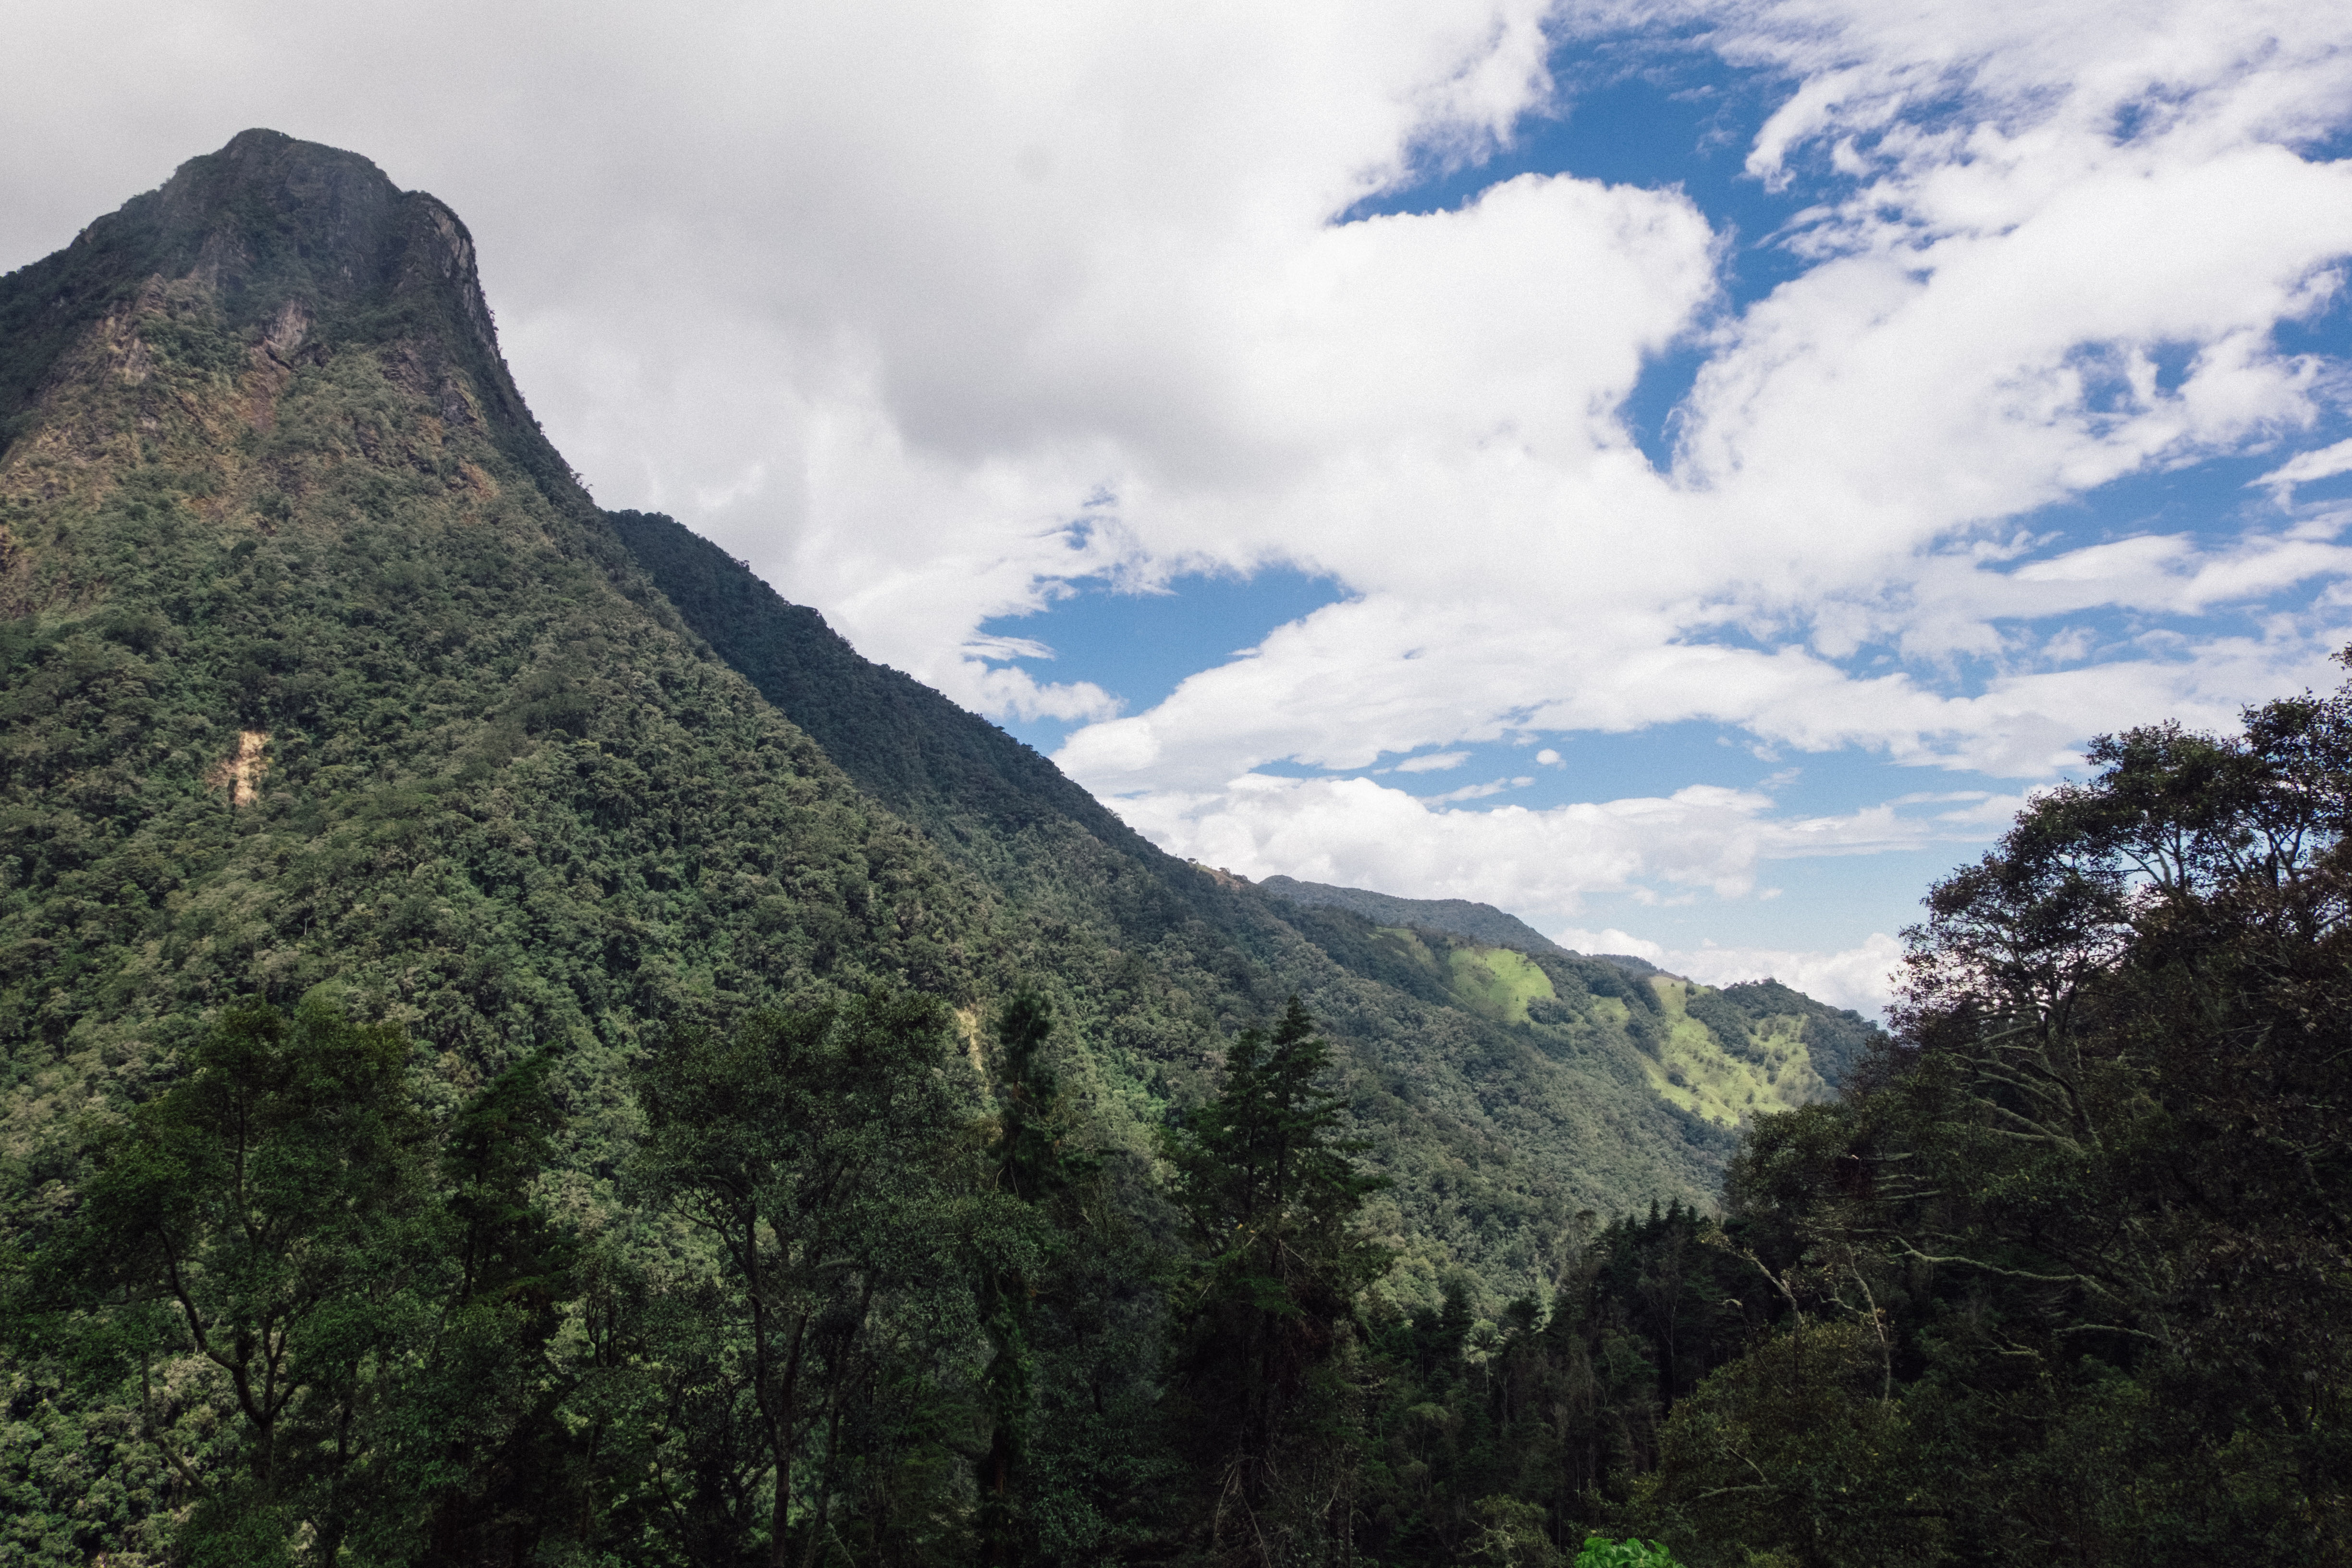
[1578,1538,1684,1567]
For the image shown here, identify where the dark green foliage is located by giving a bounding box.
[4,998,583,1566]
[22,1001,425,1520]
[1629,1322,1940,1568]
[5,984,1157,1568]
[1580,1204,1764,1409]
[1710,981,1877,1088]
[973,989,1085,1564]
[605,507,1742,1271]
[1264,902,1741,1252]
[1330,673,2352,1568]
[1577,1541,1685,1568]
[989,988,1085,1206]
[1571,960,1662,1017]
[1164,1000,1387,1260]
[1620,673,2352,1565]
[441,1046,573,1314]
[1161,999,1389,1565]
[1349,1203,1774,1565]
[623,990,1011,1566]
[1678,990,1759,1062]
[962,987,1186,1567]
[0,132,1015,1563]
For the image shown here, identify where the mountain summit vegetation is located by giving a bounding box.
[7,129,2336,1568]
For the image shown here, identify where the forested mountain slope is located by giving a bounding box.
[17,127,2229,1568]
[602,507,1155,867]
[608,511,1882,1129]
[1260,871,1719,989]
[594,496,1862,1252]
[0,133,1792,1561]
[0,127,1827,1286]
[0,130,994,1166]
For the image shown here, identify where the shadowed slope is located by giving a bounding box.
[603,509,1185,892]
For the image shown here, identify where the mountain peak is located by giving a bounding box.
[3,129,568,496]
[89,130,414,318]
[158,127,396,221]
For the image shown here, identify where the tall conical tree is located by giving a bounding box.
[974,987,1102,1564]
[1162,997,1390,1566]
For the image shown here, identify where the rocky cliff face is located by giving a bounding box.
[0,129,569,505]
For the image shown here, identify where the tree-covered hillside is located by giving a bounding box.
[0,130,1927,1566]
[0,132,993,1169]
[589,502,1787,1256]
[0,124,1765,1231]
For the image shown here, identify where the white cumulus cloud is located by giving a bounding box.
[1125,771,2000,917]
[1555,927,1906,1016]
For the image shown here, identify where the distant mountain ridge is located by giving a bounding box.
[1258,874,1667,977]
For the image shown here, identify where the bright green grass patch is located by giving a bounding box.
[1642,978,1829,1126]
[1444,945,1555,1024]
[1365,929,1559,1024]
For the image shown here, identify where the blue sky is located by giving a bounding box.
[943,13,2352,1004]
[17,0,2349,1008]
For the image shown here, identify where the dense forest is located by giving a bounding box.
[5,128,2345,1566]
[12,657,2351,1564]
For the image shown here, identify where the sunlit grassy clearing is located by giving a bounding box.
[1443,944,1555,1023]
[1369,928,1836,1126]
[1642,978,1828,1126]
